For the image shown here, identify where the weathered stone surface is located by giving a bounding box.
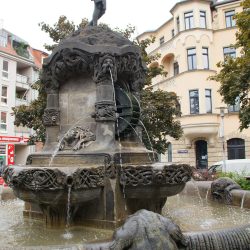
[85,209,250,250]
[211,177,241,204]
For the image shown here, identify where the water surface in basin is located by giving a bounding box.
[0,199,112,248]
[163,194,250,232]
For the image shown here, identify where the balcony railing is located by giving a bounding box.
[16,74,28,84]
[15,98,28,106]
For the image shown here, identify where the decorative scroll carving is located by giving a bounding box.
[120,166,153,187]
[43,108,60,126]
[3,167,105,191]
[41,48,93,93]
[3,168,66,190]
[59,127,96,151]
[163,164,192,184]
[93,54,117,83]
[72,167,105,189]
[92,101,116,121]
[120,164,192,187]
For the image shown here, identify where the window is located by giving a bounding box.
[205,89,212,113]
[202,47,209,69]
[176,17,180,33]
[225,10,236,28]
[184,11,194,30]
[171,29,175,37]
[173,62,179,76]
[189,90,199,114]
[0,112,7,131]
[2,60,9,79]
[159,36,165,45]
[228,96,240,112]
[0,30,8,47]
[167,143,172,162]
[187,48,197,70]
[227,138,245,160]
[1,86,7,105]
[200,11,207,28]
[223,47,236,59]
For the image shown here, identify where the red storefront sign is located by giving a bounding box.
[0,136,29,143]
[7,144,15,165]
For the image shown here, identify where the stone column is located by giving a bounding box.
[92,54,117,151]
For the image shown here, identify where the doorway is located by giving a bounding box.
[195,140,208,169]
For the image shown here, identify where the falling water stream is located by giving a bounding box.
[118,117,153,162]
[139,120,156,162]
[109,68,126,200]
[62,185,73,240]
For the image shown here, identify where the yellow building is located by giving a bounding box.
[137,0,249,169]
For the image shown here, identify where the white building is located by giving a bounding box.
[137,0,249,168]
[0,28,48,166]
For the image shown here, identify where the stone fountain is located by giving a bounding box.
[3,25,192,228]
[2,3,250,249]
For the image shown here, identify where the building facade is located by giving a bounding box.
[0,28,48,166]
[138,0,249,168]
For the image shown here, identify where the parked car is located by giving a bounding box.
[208,159,250,176]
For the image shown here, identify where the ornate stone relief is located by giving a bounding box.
[59,127,96,151]
[93,54,117,83]
[120,164,192,187]
[3,167,66,190]
[3,167,105,191]
[43,108,60,126]
[72,167,105,189]
[92,101,116,121]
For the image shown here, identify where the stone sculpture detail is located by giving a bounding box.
[3,167,66,190]
[86,209,188,250]
[43,108,60,126]
[3,167,105,191]
[120,165,192,187]
[59,127,96,151]
[85,209,250,250]
[72,167,105,188]
[89,0,106,26]
[211,177,241,204]
[92,101,117,121]
[93,54,117,83]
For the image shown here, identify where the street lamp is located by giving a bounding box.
[217,107,227,172]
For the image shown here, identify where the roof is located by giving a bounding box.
[170,0,212,14]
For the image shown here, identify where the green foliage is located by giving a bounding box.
[210,0,250,130]
[218,172,250,190]
[39,16,89,51]
[141,88,182,154]
[14,16,182,154]
[13,41,29,58]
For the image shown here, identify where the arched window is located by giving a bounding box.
[227,138,245,160]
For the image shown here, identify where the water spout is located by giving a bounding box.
[139,120,156,162]
[241,191,247,209]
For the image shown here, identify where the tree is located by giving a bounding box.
[210,0,250,130]
[13,16,182,153]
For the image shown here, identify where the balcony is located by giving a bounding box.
[180,114,220,148]
[15,98,28,106]
[16,74,29,90]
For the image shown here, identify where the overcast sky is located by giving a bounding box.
[0,0,178,52]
